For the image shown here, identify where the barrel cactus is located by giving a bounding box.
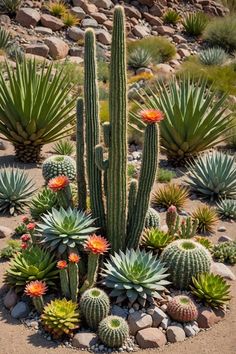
[144,207,160,229]
[167,295,198,322]
[98,316,129,348]
[80,288,110,330]
[160,239,212,289]
[42,155,76,182]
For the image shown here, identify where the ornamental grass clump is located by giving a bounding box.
[191,205,218,234]
[101,248,170,305]
[152,183,188,210]
[183,12,208,36]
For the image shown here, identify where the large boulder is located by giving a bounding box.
[136,328,167,349]
[45,37,69,59]
[25,44,49,58]
[16,8,40,28]
[41,14,64,31]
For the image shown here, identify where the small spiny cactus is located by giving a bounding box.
[167,295,198,322]
[98,316,129,348]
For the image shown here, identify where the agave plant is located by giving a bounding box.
[213,241,236,265]
[128,48,152,69]
[190,273,231,308]
[0,59,76,163]
[216,199,236,220]
[142,228,174,252]
[4,245,58,292]
[52,139,75,156]
[199,47,227,66]
[187,151,236,200]
[0,167,36,215]
[192,205,218,234]
[30,188,58,220]
[41,299,80,339]
[130,77,233,163]
[0,27,11,50]
[101,248,170,305]
[182,12,208,36]
[37,207,97,255]
[152,183,189,210]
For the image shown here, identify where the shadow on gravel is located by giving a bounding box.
[27,332,59,349]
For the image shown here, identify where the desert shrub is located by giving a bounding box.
[219,0,236,11]
[0,240,21,260]
[62,12,79,27]
[47,0,67,17]
[97,61,109,83]
[199,47,227,66]
[0,0,22,13]
[204,16,236,52]
[128,48,152,69]
[192,205,218,234]
[183,12,208,36]
[157,168,176,183]
[152,183,189,210]
[54,60,84,85]
[213,241,236,265]
[127,164,137,179]
[99,100,109,123]
[127,36,176,64]
[163,9,180,25]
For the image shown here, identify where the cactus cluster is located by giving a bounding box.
[167,295,198,322]
[213,241,236,265]
[166,205,198,238]
[76,6,161,251]
[80,288,110,330]
[98,316,129,348]
[42,155,76,182]
[160,239,212,289]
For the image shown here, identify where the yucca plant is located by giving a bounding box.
[0,27,11,50]
[37,207,97,255]
[152,183,189,210]
[183,12,208,36]
[41,299,80,339]
[62,12,80,27]
[216,199,236,220]
[0,59,76,163]
[1,0,22,13]
[4,245,58,292]
[191,205,218,234]
[199,47,227,66]
[213,241,236,265]
[187,151,236,200]
[128,48,152,69]
[130,77,233,163]
[47,0,67,17]
[142,228,174,252]
[52,139,75,156]
[101,248,170,305]
[0,167,35,215]
[163,9,180,25]
[30,188,58,220]
[190,273,231,308]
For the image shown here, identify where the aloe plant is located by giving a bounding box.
[130,77,234,163]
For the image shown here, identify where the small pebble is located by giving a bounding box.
[218,226,226,232]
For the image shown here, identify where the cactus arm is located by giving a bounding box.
[127,124,159,248]
[76,98,87,211]
[95,145,109,171]
[127,179,138,232]
[107,6,128,252]
[84,29,106,230]
[68,262,79,302]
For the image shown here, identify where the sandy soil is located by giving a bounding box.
[0,140,235,354]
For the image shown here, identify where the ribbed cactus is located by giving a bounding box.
[166,205,179,235]
[80,288,110,330]
[80,253,99,293]
[144,207,160,229]
[160,239,212,289]
[59,267,70,298]
[98,316,129,348]
[42,155,76,182]
[68,262,79,302]
[76,98,87,211]
[84,29,106,230]
[179,217,199,238]
[167,295,198,322]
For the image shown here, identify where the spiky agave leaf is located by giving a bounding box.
[4,245,58,292]
[190,273,231,308]
[216,199,236,220]
[37,207,97,255]
[101,248,170,305]
[187,151,236,200]
[41,298,80,338]
[199,47,227,66]
[0,167,36,215]
[30,188,58,220]
[129,77,234,163]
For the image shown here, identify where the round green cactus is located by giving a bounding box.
[42,155,76,182]
[160,239,212,289]
[80,288,110,330]
[98,316,129,348]
[144,207,160,229]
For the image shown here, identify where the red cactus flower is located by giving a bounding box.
[57,260,67,269]
[168,205,177,213]
[48,175,69,192]
[20,234,31,242]
[21,242,28,250]
[22,216,29,223]
[84,235,110,255]
[140,109,164,124]
[68,253,80,263]
[27,223,36,231]
[25,280,47,298]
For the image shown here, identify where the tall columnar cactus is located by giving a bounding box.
[76,98,87,211]
[80,288,110,330]
[84,29,106,230]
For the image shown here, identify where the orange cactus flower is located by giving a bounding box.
[57,260,67,269]
[140,109,164,124]
[48,175,69,192]
[25,280,48,298]
[68,253,80,263]
[84,235,110,255]
[27,222,36,231]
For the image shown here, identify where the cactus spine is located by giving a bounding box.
[80,288,110,330]
[84,29,105,230]
[68,262,79,302]
[98,316,129,348]
[76,98,87,211]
